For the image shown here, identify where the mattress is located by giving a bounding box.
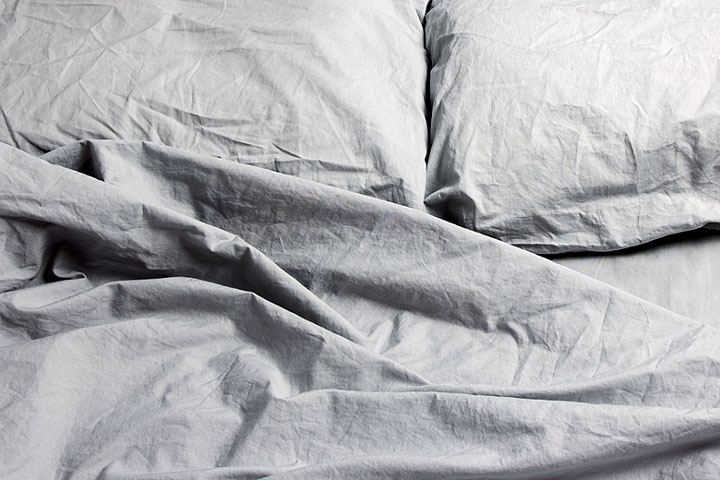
[2,0,720,478]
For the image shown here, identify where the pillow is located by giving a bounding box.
[425,0,720,252]
[0,0,429,208]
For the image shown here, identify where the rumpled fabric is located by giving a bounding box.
[425,0,720,253]
[1,141,720,478]
[0,0,428,207]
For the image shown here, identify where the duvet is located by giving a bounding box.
[2,0,720,479]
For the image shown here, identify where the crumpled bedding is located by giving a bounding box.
[2,140,720,478]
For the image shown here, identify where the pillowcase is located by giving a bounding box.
[425,0,720,252]
[0,0,429,208]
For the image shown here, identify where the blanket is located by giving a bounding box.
[2,141,719,478]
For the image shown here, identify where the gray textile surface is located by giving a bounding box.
[425,0,720,253]
[2,140,720,478]
[0,0,428,207]
[553,229,720,328]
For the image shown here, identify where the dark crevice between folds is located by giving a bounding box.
[422,0,435,167]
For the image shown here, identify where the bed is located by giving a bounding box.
[2,0,720,478]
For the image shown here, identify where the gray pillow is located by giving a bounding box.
[425,0,720,252]
[0,0,429,207]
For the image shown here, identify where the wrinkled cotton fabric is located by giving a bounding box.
[1,141,720,478]
[0,0,428,207]
[425,0,720,253]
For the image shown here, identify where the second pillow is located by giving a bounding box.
[425,0,720,253]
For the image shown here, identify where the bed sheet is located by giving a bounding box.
[553,229,720,329]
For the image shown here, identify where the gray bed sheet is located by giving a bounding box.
[553,229,720,329]
[2,140,720,478]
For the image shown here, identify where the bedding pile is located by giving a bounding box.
[1,0,720,478]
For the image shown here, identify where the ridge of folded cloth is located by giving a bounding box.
[1,141,719,478]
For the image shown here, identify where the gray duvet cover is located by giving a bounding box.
[2,141,720,478]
